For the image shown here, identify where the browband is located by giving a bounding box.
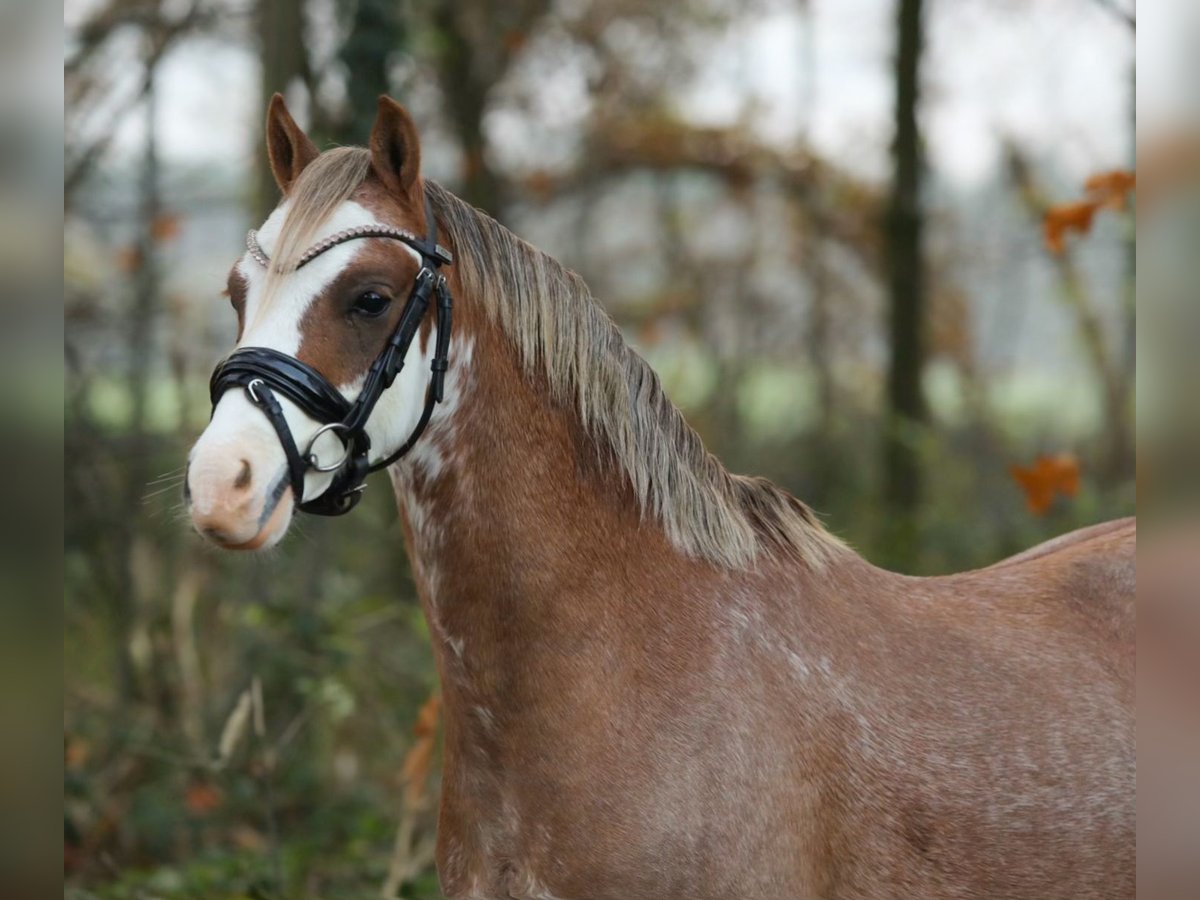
[246,224,452,271]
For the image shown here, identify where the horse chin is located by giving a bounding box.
[205,489,294,552]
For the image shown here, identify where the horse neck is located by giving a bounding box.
[387,309,721,709]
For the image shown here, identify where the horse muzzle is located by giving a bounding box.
[185,394,303,550]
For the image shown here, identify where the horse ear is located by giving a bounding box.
[266,93,319,194]
[369,96,422,204]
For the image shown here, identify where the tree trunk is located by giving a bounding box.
[431,2,505,214]
[256,0,308,221]
[113,52,162,705]
[798,1,835,435]
[333,0,404,146]
[1113,56,1135,478]
[1005,146,1133,485]
[882,0,928,562]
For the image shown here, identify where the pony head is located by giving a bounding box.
[186,95,442,549]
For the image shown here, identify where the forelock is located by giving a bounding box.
[262,148,373,295]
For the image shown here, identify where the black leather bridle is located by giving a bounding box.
[208,198,453,517]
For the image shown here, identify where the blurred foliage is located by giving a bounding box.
[65,427,443,897]
[64,0,1135,896]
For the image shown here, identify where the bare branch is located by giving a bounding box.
[65,0,212,203]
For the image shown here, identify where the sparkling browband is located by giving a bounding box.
[246,225,452,272]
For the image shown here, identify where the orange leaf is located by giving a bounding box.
[1043,201,1099,255]
[152,212,182,242]
[412,692,441,740]
[184,781,223,815]
[1084,169,1136,210]
[1042,168,1136,253]
[503,29,528,54]
[400,692,441,807]
[1010,453,1081,516]
[65,736,89,770]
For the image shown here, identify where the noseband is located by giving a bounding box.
[208,198,453,517]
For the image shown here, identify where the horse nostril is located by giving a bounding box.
[233,459,252,490]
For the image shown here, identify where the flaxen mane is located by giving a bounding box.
[273,150,842,569]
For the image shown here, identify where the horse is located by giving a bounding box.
[186,95,1135,900]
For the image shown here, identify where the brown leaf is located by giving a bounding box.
[503,29,528,55]
[400,693,441,808]
[1010,453,1081,516]
[184,780,223,815]
[230,825,267,851]
[461,149,485,182]
[65,735,89,770]
[1084,169,1136,210]
[523,170,557,200]
[151,212,181,242]
[639,318,667,347]
[117,245,142,273]
[1043,168,1136,254]
[1043,201,1099,255]
[413,692,441,740]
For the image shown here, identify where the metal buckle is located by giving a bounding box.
[304,422,353,472]
[246,377,265,404]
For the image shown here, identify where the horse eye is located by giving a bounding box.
[352,291,390,317]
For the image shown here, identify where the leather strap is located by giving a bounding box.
[210,347,352,424]
[368,275,453,472]
[241,378,309,504]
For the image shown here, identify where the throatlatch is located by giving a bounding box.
[209,197,453,516]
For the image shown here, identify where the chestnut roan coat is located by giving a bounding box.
[187,96,1135,900]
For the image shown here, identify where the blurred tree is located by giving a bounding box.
[882,0,929,564]
[1007,146,1134,483]
[256,0,308,220]
[794,0,845,510]
[799,0,834,435]
[65,0,211,203]
[1119,52,1135,477]
[332,0,405,145]
[429,0,552,212]
[118,41,163,705]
